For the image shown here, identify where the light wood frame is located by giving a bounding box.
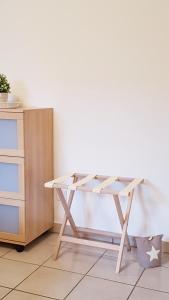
[0,198,25,242]
[45,173,143,273]
[0,112,24,157]
[0,156,25,200]
[93,176,118,193]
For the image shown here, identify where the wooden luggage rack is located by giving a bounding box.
[45,173,143,273]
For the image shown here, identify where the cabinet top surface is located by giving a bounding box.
[0,107,53,113]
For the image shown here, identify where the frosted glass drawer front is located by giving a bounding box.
[0,199,25,242]
[0,163,19,192]
[0,119,18,149]
[0,204,19,234]
[0,112,24,157]
[0,157,24,200]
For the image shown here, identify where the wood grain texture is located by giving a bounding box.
[0,107,47,113]
[55,176,78,258]
[93,176,118,193]
[119,178,144,196]
[45,173,143,195]
[116,191,134,273]
[56,188,79,237]
[45,173,74,188]
[61,236,120,251]
[24,108,54,243]
[0,108,24,113]
[113,194,131,251]
[74,173,135,182]
[68,174,95,190]
[0,112,23,119]
[46,183,118,195]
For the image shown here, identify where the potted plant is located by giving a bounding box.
[0,73,10,102]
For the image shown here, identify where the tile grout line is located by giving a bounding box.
[86,274,135,287]
[0,240,105,299]
[14,252,53,289]
[0,234,58,299]
[0,249,13,258]
[1,238,87,299]
[126,268,145,300]
[6,263,169,300]
[1,243,56,300]
[7,247,140,299]
[2,289,58,300]
[136,284,169,295]
[41,264,89,276]
[1,289,13,300]
[10,289,59,300]
[63,249,107,300]
[0,238,169,299]
[0,256,40,266]
[0,264,42,300]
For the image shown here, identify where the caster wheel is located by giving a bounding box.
[16,245,25,252]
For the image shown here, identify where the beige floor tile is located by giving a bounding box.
[0,258,38,288]
[129,287,169,300]
[105,248,169,268]
[0,287,11,299]
[137,267,169,293]
[41,232,59,248]
[0,243,13,257]
[66,276,133,300]
[162,253,169,267]
[17,266,83,299]
[3,290,51,300]
[44,243,103,274]
[3,233,58,265]
[61,241,105,255]
[88,255,143,285]
[104,247,137,261]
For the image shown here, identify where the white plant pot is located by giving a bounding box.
[0,93,8,102]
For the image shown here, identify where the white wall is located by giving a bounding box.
[1,0,169,239]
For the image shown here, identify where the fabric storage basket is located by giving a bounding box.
[135,235,163,268]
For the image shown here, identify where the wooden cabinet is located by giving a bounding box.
[0,108,54,247]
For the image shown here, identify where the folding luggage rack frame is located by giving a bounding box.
[45,173,144,273]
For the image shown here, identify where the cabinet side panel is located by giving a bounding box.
[24,108,54,243]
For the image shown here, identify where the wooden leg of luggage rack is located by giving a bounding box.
[115,191,134,273]
[113,194,131,251]
[55,177,78,259]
